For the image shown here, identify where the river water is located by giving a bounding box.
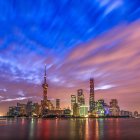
[0,118,140,140]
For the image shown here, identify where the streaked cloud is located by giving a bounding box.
[1,97,32,102]
[95,85,115,90]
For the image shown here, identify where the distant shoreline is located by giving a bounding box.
[0,116,135,119]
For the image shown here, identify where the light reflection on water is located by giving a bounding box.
[0,118,140,140]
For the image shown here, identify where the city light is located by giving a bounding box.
[6,69,136,118]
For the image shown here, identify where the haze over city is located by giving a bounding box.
[0,0,140,115]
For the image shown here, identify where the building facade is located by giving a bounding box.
[71,95,76,113]
[79,106,88,117]
[73,103,80,117]
[77,89,85,106]
[89,78,95,112]
[56,99,60,110]
[109,99,120,116]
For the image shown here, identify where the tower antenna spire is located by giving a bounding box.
[44,64,47,84]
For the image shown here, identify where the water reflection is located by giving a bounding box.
[0,118,140,140]
[95,119,99,139]
[98,119,104,139]
[85,118,89,140]
[54,119,58,138]
[29,118,35,139]
[107,118,120,139]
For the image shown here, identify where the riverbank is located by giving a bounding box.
[1,115,134,119]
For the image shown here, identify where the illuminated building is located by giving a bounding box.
[77,89,85,106]
[41,65,55,115]
[41,65,49,112]
[43,109,71,117]
[42,99,54,110]
[129,112,133,117]
[95,99,105,117]
[120,110,132,117]
[109,99,120,116]
[26,101,33,116]
[79,106,88,117]
[64,109,71,117]
[17,103,26,116]
[56,99,60,110]
[89,78,95,112]
[93,99,110,117]
[47,110,64,116]
[134,111,139,117]
[7,103,26,117]
[73,103,80,117]
[71,95,76,112]
[120,110,129,117]
[7,106,18,116]
[8,101,40,117]
[104,103,110,116]
[32,103,41,116]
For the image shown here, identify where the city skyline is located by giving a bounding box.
[0,1,140,115]
[1,66,140,116]
[6,69,136,118]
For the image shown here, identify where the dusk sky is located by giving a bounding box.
[0,0,140,115]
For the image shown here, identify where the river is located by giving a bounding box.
[0,118,140,140]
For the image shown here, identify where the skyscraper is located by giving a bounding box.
[26,101,33,116]
[79,106,88,117]
[77,89,85,106]
[73,103,80,117]
[56,99,60,110]
[71,95,76,110]
[89,78,95,112]
[109,99,120,116]
[41,65,54,115]
[42,65,48,101]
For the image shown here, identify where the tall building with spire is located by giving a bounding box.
[41,65,54,115]
[42,65,48,101]
[89,78,95,112]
